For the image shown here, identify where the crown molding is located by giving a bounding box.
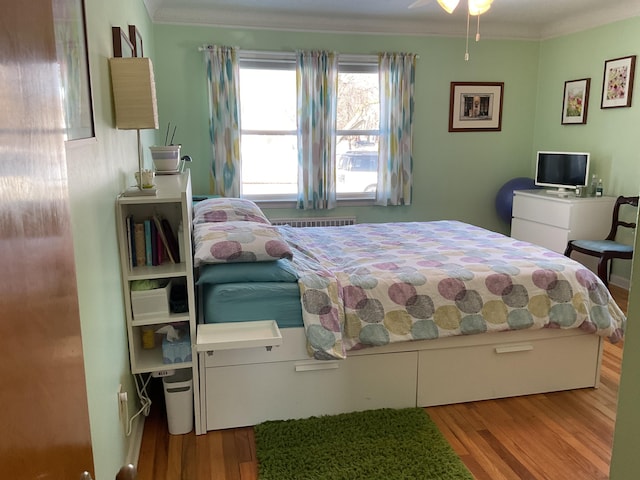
[146,3,640,41]
[151,6,542,39]
[540,3,640,40]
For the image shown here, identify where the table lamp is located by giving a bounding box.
[109,57,159,195]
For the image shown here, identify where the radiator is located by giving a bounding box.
[270,216,356,228]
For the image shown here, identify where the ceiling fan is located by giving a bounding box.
[409,0,493,16]
[408,0,495,60]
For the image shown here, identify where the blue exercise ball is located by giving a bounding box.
[495,177,537,223]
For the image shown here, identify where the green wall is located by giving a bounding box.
[151,25,539,234]
[534,18,640,282]
[66,0,155,478]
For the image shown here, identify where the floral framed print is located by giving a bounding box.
[601,55,636,109]
[449,82,504,132]
[561,78,590,125]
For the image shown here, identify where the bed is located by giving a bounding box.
[192,198,626,432]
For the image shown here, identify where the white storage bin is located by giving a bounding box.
[130,280,171,320]
[163,368,193,435]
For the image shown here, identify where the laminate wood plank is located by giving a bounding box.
[180,432,197,480]
[477,428,538,480]
[523,395,612,462]
[137,288,627,480]
[207,430,228,480]
[154,413,170,480]
[239,462,258,480]
[194,434,213,479]
[136,413,159,480]
[425,410,470,455]
[511,396,611,479]
[166,435,183,480]
[460,402,553,480]
[221,429,242,480]
[430,404,525,480]
[455,427,518,480]
[240,428,258,480]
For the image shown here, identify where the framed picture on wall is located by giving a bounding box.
[561,78,590,125]
[112,26,134,58]
[52,0,95,141]
[601,55,636,109]
[128,25,144,58]
[449,82,504,132]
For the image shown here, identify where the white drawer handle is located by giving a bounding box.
[295,362,339,372]
[495,344,533,354]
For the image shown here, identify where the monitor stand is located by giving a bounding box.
[545,187,571,197]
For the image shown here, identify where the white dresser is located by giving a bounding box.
[511,189,616,253]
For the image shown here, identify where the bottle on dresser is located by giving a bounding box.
[589,174,598,197]
[596,178,604,197]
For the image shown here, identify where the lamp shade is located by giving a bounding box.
[109,57,159,130]
[437,0,460,14]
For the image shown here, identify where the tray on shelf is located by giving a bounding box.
[196,320,282,352]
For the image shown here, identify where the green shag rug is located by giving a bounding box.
[254,408,474,480]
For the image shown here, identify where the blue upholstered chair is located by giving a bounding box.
[564,195,639,288]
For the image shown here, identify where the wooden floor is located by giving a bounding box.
[136,286,628,480]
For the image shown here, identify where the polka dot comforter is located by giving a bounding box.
[278,221,626,360]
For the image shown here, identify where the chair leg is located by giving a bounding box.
[564,243,573,257]
[596,257,609,287]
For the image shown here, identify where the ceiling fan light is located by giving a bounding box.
[468,0,493,15]
[437,0,460,14]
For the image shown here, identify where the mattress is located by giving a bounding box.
[201,282,303,328]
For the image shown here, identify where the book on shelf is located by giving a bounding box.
[151,220,166,265]
[127,215,180,268]
[134,223,146,267]
[126,214,135,270]
[152,215,179,264]
[161,218,181,263]
[144,220,152,267]
[150,218,158,266]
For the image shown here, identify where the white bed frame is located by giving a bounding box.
[196,323,603,433]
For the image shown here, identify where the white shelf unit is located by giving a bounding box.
[115,171,201,434]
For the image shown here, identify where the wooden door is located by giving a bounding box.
[0,0,95,478]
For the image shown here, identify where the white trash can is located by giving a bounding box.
[162,368,193,435]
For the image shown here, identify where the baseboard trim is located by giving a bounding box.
[610,274,630,290]
[127,415,145,467]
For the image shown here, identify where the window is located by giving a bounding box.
[239,52,379,202]
[239,56,297,198]
[336,60,379,197]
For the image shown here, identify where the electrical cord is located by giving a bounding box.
[124,373,153,437]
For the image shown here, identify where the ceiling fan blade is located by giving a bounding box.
[408,0,432,9]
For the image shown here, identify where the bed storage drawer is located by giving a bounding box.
[416,333,602,407]
[205,351,417,430]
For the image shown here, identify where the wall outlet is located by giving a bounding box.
[117,384,128,423]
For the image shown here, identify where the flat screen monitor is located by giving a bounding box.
[535,151,590,194]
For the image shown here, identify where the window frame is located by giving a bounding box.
[238,51,380,206]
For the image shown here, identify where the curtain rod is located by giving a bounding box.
[198,45,418,60]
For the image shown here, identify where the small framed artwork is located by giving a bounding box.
[449,82,504,132]
[112,26,134,58]
[128,25,143,58]
[561,78,590,125]
[601,55,636,109]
